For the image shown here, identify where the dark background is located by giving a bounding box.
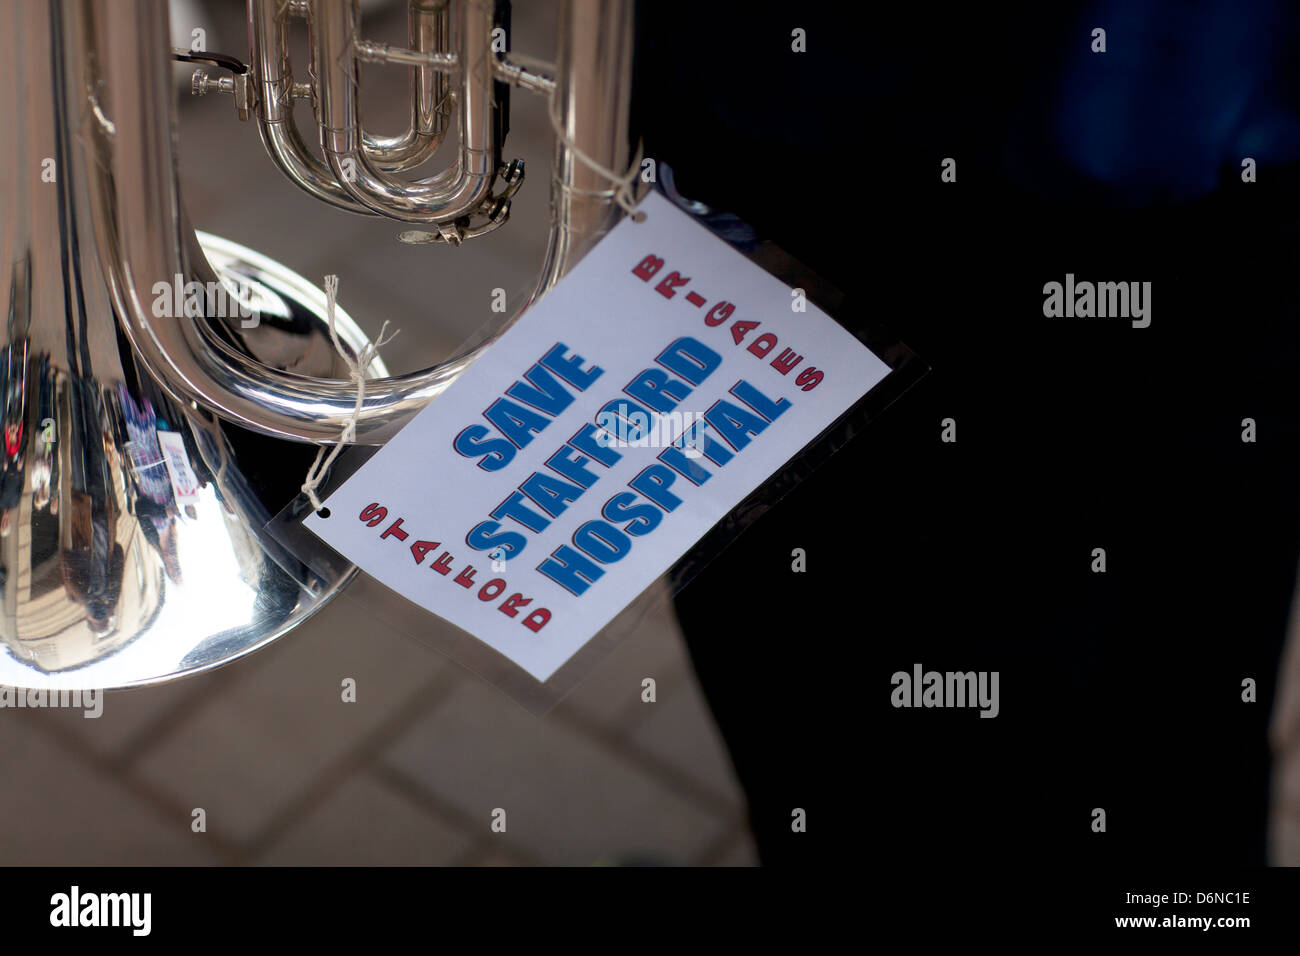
[648,0,1300,873]
[6,0,1299,938]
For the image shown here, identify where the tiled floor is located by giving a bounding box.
[0,0,758,866]
[1,574,755,866]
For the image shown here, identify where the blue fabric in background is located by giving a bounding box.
[1019,1,1300,204]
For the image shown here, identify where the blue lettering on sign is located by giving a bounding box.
[456,330,794,594]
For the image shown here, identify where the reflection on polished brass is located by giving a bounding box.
[0,0,634,688]
[173,0,635,444]
[0,0,376,688]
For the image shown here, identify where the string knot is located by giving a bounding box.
[548,94,647,222]
[301,275,398,512]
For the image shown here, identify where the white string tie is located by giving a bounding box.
[547,93,647,222]
[301,274,398,512]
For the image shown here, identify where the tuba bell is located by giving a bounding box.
[0,0,635,689]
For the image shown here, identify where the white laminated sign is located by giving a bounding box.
[304,192,892,681]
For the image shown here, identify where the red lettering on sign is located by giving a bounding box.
[410,540,440,564]
[655,271,689,299]
[359,503,387,527]
[771,348,802,375]
[795,367,824,391]
[522,608,551,632]
[632,254,664,281]
[730,319,759,344]
[498,593,532,618]
[747,333,778,358]
[705,302,733,326]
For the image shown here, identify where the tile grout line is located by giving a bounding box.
[229,667,462,864]
[545,680,749,823]
[10,707,244,865]
[108,661,260,773]
[14,626,752,865]
[370,761,547,868]
[601,658,691,738]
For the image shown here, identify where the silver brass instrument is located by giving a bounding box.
[0,0,635,688]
